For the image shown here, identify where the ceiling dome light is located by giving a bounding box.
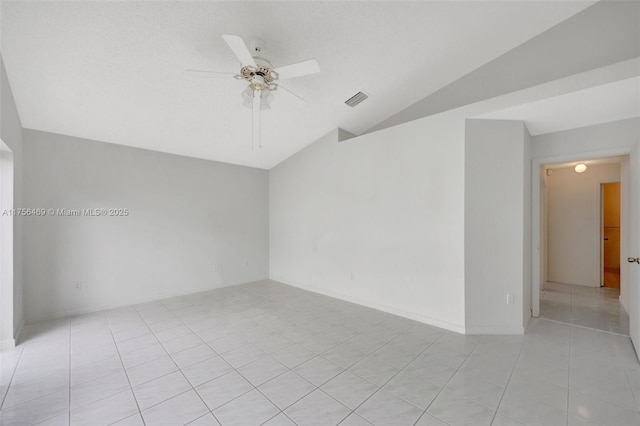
[574,163,587,173]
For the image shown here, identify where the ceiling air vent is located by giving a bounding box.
[345,91,368,107]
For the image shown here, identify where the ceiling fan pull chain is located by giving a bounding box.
[252,88,262,149]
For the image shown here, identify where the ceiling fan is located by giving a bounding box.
[188,35,321,148]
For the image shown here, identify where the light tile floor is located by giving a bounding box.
[1,280,639,426]
[541,282,630,335]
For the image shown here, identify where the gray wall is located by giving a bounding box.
[270,120,467,333]
[1,54,24,342]
[531,117,640,160]
[23,130,269,323]
[464,119,531,334]
[523,126,532,328]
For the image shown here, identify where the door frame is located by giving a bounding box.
[0,142,15,349]
[531,147,632,318]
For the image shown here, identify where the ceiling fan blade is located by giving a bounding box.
[185,69,235,79]
[274,59,320,80]
[222,34,257,68]
[252,89,262,149]
[276,85,307,107]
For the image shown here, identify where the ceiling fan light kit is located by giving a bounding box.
[241,85,273,110]
[188,34,321,149]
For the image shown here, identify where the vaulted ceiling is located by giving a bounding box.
[1,1,594,168]
[478,77,640,136]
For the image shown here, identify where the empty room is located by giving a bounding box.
[1,1,639,425]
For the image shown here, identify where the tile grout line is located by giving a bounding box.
[10,319,72,426]
[264,326,416,425]
[167,303,280,426]
[132,301,221,425]
[487,337,526,426]
[271,322,445,426]
[0,338,26,411]
[180,299,391,425]
[542,282,629,335]
[167,291,431,425]
[68,318,72,426]
[17,319,72,425]
[104,311,147,426]
[566,326,572,426]
[19,301,457,425]
[268,315,443,424]
[129,305,255,423]
[411,335,483,426]
[213,290,451,425]
[538,317,629,337]
[191,299,306,425]
[333,330,448,426]
[12,283,640,426]
[134,296,306,422]
[624,369,640,412]
[7,286,568,421]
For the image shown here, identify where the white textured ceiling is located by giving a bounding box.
[477,77,640,135]
[1,1,593,169]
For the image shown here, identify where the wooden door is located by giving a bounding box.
[603,182,621,289]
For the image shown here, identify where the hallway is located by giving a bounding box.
[540,282,629,335]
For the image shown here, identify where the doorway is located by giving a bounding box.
[602,182,621,289]
[534,156,630,335]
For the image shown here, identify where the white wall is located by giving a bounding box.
[0,54,24,346]
[523,127,532,328]
[532,117,639,160]
[621,156,630,312]
[22,130,269,323]
[0,150,15,348]
[270,116,538,335]
[270,118,467,333]
[547,163,620,287]
[464,119,531,334]
[629,137,640,350]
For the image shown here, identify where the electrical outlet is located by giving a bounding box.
[350,272,355,281]
[75,282,82,290]
[506,293,515,304]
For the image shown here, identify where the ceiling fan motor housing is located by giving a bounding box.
[235,65,278,91]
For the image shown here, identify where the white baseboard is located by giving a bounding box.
[619,295,629,314]
[25,278,267,325]
[0,320,24,351]
[0,338,15,350]
[524,314,532,332]
[269,276,466,334]
[14,319,24,344]
[465,325,525,335]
